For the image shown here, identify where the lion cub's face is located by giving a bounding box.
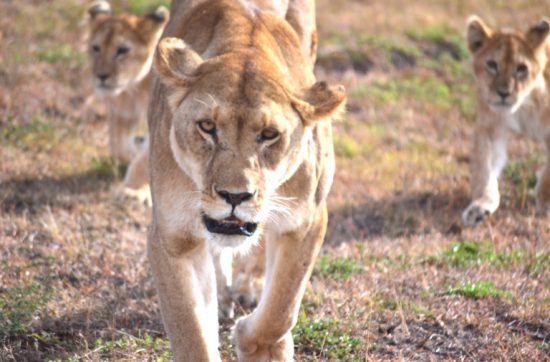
[467,16,550,113]
[155,38,345,248]
[87,1,168,97]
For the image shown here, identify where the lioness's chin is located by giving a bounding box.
[206,230,261,252]
[202,214,261,251]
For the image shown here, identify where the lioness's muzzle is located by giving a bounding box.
[202,214,257,236]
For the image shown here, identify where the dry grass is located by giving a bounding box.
[1,0,549,361]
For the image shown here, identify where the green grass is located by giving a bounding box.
[405,25,469,60]
[351,75,453,111]
[0,283,52,342]
[446,281,512,300]
[424,241,525,269]
[293,313,362,360]
[370,293,434,319]
[358,33,423,59]
[313,255,363,280]
[38,44,85,67]
[90,157,124,180]
[333,134,362,158]
[1,119,63,151]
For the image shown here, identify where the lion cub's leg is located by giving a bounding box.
[535,138,550,213]
[232,240,265,310]
[463,126,508,226]
[108,115,142,164]
[123,142,151,205]
[213,246,234,319]
[234,206,326,362]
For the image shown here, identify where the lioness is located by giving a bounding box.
[87,1,168,193]
[463,16,550,226]
[147,0,346,360]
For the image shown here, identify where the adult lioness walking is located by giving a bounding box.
[147,0,345,360]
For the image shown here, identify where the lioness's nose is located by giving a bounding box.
[217,190,254,207]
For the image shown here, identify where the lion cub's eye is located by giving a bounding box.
[116,46,130,57]
[197,119,216,135]
[257,128,280,144]
[516,63,528,76]
[486,60,498,73]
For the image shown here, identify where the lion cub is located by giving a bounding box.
[86,1,168,196]
[463,16,550,225]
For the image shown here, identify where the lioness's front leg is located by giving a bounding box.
[463,125,508,225]
[234,205,327,362]
[148,230,221,362]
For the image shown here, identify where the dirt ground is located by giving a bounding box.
[0,0,549,361]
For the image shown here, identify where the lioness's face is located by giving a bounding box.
[467,17,550,114]
[169,76,307,247]
[87,3,168,96]
[155,38,345,248]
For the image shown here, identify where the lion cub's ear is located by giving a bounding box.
[140,6,170,39]
[88,0,112,21]
[292,81,346,126]
[526,19,550,49]
[466,15,492,53]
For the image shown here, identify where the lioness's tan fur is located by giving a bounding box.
[463,15,550,225]
[147,0,345,360]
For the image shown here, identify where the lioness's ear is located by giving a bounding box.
[155,37,203,88]
[527,19,550,49]
[292,81,346,125]
[148,6,169,23]
[466,15,492,53]
[88,0,112,20]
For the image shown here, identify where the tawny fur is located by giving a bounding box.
[146,0,345,361]
[86,1,168,196]
[463,15,550,226]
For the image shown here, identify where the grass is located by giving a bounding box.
[312,255,363,280]
[445,281,512,300]
[293,312,362,360]
[2,0,550,360]
[0,283,51,343]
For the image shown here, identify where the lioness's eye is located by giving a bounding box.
[91,44,100,53]
[197,119,216,135]
[486,60,498,73]
[516,63,528,75]
[258,128,280,143]
[116,46,130,56]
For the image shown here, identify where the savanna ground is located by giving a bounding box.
[0,0,549,361]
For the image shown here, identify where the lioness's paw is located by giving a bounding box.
[462,202,492,226]
[234,320,293,362]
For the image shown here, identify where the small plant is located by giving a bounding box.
[126,0,171,14]
[0,283,51,342]
[446,281,512,300]
[313,255,363,280]
[293,313,362,360]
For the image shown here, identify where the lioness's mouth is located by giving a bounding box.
[202,214,257,237]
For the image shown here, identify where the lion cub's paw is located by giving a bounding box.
[462,202,492,226]
[535,199,550,216]
[232,271,263,309]
[123,185,152,207]
[234,318,294,362]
